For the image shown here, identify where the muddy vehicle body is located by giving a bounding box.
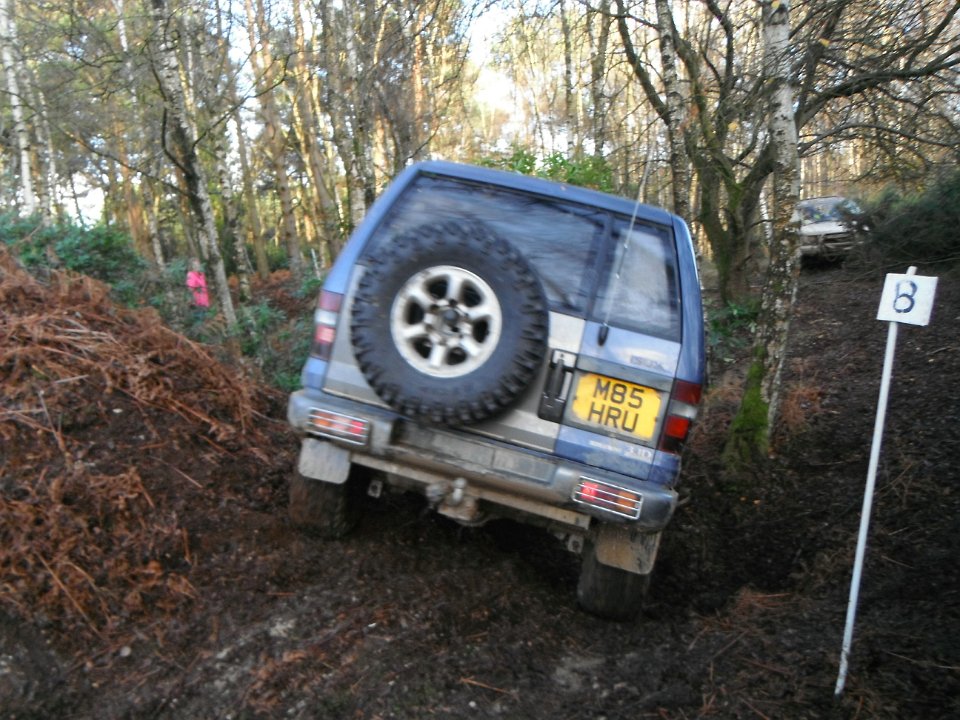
[287,161,705,619]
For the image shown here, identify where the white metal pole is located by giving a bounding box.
[835,266,916,696]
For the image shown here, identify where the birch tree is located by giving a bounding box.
[0,0,37,216]
[654,0,692,220]
[317,0,378,223]
[724,0,801,465]
[616,0,773,301]
[587,1,613,158]
[149,0,237,327]
[611,0,959,303]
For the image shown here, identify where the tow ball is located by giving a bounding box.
[429,478,483,525]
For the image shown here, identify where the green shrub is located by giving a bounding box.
[479,145,538,175]
[0,214,145,290]
[56,224,145,283]
[270,317,313,390]
[864,167,960,266]
[233,306,312,390]
[264,241,290,272]
[238,301,284,354]
[297,274,324,299]
[479,147,614,192]
[539,152,614,192]
[706,298,759,366]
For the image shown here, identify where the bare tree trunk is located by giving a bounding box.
[244,0,304,279]
[291,0,341,265]
[343,5,377,218]
[0,0,37,216]
[115,125,150,257]
[68,173,85,227]
[654,0,692,219]
[406,1,427,162]
[22,76,58,221]
[150,0,237,327]
[724,0,801,468]
[615,0,688,216]
[174,169,201,261]
[141,170,166,270]
[231,105,269,280]
[588,1,611,158]
[560,0,576,153]
[318,0,374,228]
[214,135,250,303]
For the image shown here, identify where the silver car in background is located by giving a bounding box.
[795,196,869,259]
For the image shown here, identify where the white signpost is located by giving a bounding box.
[835,266,938,697]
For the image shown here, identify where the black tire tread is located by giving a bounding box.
[350,220,548,425]
[576,540,650,621]
[289,471,358,539]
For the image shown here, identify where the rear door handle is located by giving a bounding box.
[538,350,576,422]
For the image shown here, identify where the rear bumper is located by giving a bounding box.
[288,388,677,534]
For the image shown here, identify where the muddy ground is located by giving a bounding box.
[2,249,958,719]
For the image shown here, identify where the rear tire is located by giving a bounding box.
[577,540,650,621]
[289,470,360,539]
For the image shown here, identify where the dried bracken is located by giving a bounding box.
[0,247,286,643]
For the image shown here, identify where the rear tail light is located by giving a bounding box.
[672,380,702,406]
[659,380,701,454]
[573,477,642,519]
[307,408,370,445]
[309,290,343,361]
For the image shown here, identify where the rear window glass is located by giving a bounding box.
[594,219,681,340]
[365,176,604,312]
[363,174,682,339]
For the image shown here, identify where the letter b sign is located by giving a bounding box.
[877,272,938,326]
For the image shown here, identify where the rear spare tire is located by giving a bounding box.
[351,220,548,425]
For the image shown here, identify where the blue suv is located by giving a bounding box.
[287,161,704,619]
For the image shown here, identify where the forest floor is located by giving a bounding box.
[2,246,958,720]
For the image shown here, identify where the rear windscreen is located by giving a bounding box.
[364,175,681,339]
[365,176,603,313]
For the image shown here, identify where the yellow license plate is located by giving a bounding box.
[570,373,662,440]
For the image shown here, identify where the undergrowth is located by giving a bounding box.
[0,214,315,390]
[705,297,759,374]
[863,166,960,266]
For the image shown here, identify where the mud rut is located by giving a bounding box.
[2,249,958,719]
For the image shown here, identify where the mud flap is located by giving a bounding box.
[298,438,351,484]
[593,524,662,575]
